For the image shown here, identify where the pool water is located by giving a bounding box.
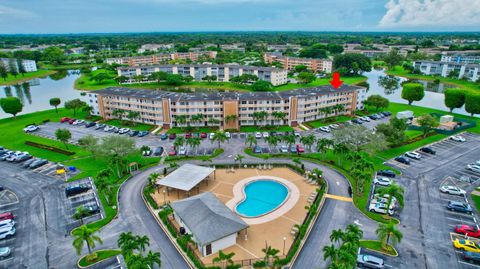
[235,180,289,217]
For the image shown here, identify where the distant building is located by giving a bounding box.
[0,58,37,72]
[117,64,288,86]
[263,53,333,73]
[68,47,85,55]
[80,92,100,116]
[413,61,480,82]
[440,51,480,64]
[137,43,174,53]
[266,44,302,53]
[106,51,217,66]
[220,43,245,53]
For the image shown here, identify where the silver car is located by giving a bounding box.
[357,254,384,268]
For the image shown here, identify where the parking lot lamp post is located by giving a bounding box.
[163,189,166,205]
[283,237,286,255]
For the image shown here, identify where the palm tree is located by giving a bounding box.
[323,244,338,263]
[376,222,403,249]
[212,250,235,269]
[282,133,296,148]
[73,205,89,225]
[208,117,221,127]
[332,143,349,166]
[252,112,262,127]
[112,109,125,119]
[190,113,204,127]
[378,182,405,212]
[135,235,150,253]
[148,173,159,189]
[127,111,141,125]
[212,130,228,149]
[262,245,280,266]
[234,154,244,168]
[117,232,138,257]
[126,254,149,269]
[186,137,201,155]
[173,136,185,151]
[245,133,257,148]
[265,135,279,151]
[315,138,331,158]
[72,225,103,256]
[329,229,344,244]
[258,111,269,127]
[174,115,187,127]
[346,224,364,241]
[271,111,287,125]
[300,134,316,152]
[225,114,237,124]
[337,243,357,266]
[145,250,162,268]
[133,74,145,83]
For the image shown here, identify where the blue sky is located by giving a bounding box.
[0,0,479,33]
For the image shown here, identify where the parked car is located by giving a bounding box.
[289,145,297,153]
[405,151,421,160]
[21,158,36,168]
[373,177,392,186]
[142,147,151,156]
[360,116,371,122]
[467,164,480,173]
[253,146,262,154]
[160,133,168,140]
[455,224,480,238]
[280,145,289,153]
[84,122,96,128]
[153,147,164,156]
[200,132,207,139]
[0,220,15,230]
[464,251,480,263]
[450,135,466,142]
[0,212,14,222]
[447,201,472,214]
[178,146,187,155]
[296,144,305,153]
[262,132,269,138]
[29,159,48,169]
[225,132,231,139]
[420,147,436,154]
[0,226,15,240]
[329,124,339,129]
[67,118,76,124]
[357,253,384,268]
[377,170,396,178]
[128,130,139,137]
[192,133,200,138]
[7,152,29,162]
[185,133,192,139]
[454,239,480,253]
[395,156,410,165]
[65,184,90,197]
[112,127,120,133]
[23,125,39,133]
[209,133,215,140]
[60,117,72,123]
[319,126,330,133]
[440,185,466,195]
[94,123,106,130]
[352,119,363,124]
[168,147,177,156]
[15,154,32,163]
[72,119,85,125]
[85,205,101,215]
[0,246,11,259]
[368,114,379,120]
[369,203,394,215]
[255,132,262,139]
[118,128,130,134]
[169,133,176,140]
[103,125,115,132]
[137,131,149,137]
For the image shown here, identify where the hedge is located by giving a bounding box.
[25,141,75,155]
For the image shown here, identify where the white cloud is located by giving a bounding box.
[0,5,38,19]
[379,0,480,27]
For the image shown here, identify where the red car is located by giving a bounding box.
[60,117,71,123]
[455,224,480,237]
[200,132,207,139]
[185,133,192,139]
[0,212,14,221]
[168,147,177,156]
[169,133,176,140]
[296,144,305,153]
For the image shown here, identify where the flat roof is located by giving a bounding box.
[117,63,284,72]
[157,164,215,192]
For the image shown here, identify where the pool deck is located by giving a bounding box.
[151,167,319,264]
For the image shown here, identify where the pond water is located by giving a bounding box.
[0,70,82,119]
[365,69,470,116]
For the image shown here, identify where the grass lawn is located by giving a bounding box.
[166,126,219,134]
[274,75,368,91]
[304,115,354,128]
[0,69,57,85]
[74,69,118,90]
[104,119,155,132]
[386,65,480,92]
[78,249,121,267]
[239,125,294,133]
[405,130,424,139]
[39,62,98,70]
[471,194,480,212]
[360,240,398,256]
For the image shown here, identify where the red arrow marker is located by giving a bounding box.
[329,72,343,89]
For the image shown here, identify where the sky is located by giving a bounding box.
[0,0,479,34]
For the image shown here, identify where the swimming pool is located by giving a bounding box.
[235,180,289,218]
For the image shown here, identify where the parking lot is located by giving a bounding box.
[384,132,480,269]
[64,178,104,231]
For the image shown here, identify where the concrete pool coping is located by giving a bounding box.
[226,175,300,225]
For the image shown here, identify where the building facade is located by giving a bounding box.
[413,61,480,82]
[263,53,333,73]
[117,64,288,86]
[105,51,218,66]
[0,58,37,72]
[440,51,480,64]
[92,84,365,129]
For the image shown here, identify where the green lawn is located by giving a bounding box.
[78,249,121,267]
[359,240,398,256]
[74,69,118,90]
[304,115,354,128]
[166,126,219,134]
[274,75,368,91]
[104,119,155,132]
[239,125,294,132]
[471,194,480,212]
[39,62,98,70]
[0,69,57,85]
[386,65,480,92]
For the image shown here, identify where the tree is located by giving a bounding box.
[293,65,308,73]
[245,133,257,148]
[212,130,228,149]
[465,91,480,117]
[212,250,235,269]
[0,97,23,118]
[78,135,99,155]
[149,71,168,83]
[73,205,90,225]
[327,44,344,54]
[323,244,338,263]
[265,135,279,151]
[112,109,126,119]
[383,49,404,69]
[300,134,316,151]
[234,154,244,168]
[376,117,408,146]
[364,95,389,112]
[118,231,138,257]
[43,46,66,65]
[377,182,404,213]
[64,99,87,116]
[0,62,7,81]
[55,129,72,149]
[92,72,112,84]
[173,136,185,151]
[186,137,201,155]
[251,80,272,91]
[401,83,425,105]
[333,53,372,76]
[135,235,150,253]
[145,250,162,269]
[299,44,328,58]
[72,225,103,256]
[444,88,466,113]
[49,97,61,113]
[8,58,18,78]
[148,173,159,189]
[201,75,217,83]
[115,75,128,84]
[271,111,287,124]
[282,133,296,148]
[316,138,332,159]
[416,114,439,138]
[262,245,280,267]
[297,72,316,84]
[174,115,187,126]
[166,74,185,85]
[94,136,137,178]
[331,125,387,155]
[376,222,403,249]
[126,254,149,269]
[16,58,26,76]
[127,111,141,124]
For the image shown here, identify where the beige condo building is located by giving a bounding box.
[263,53,333,73]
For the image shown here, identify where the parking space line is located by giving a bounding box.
[0,257,13,263]
[458,261,480,268]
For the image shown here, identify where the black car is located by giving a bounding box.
[377,170,396,178]
[352,119,363,124]
[368,114,379,120]
[137,131,149,137]
[447,201,472,214]
[420,147,436,155]
[129,130,139,137]
[382,111,392,116]
[29,159,48,169]
[65,184,90,197]
[84,122,96,128]
[464,252,480,263]
[0,186,4,192]
[395,156,410,165]
[21,158,36,168]
[153,147,164,156]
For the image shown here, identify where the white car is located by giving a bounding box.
[178,146,187,155]
[225,132,231,138]
[280,145,289,153]
[369,203,394,215]
[373,194,398,205]
[209,133,215,140]
[361,116,371,122]
[373,176,392,186]
[6,151,26,162]
[467,164,480,173]
[476,160,480,166]
[319,126,331,133]
[103,126,115,132]
[255,132,262,139]
[118,128,130,134]
[0,226,15,240]
[450,135,466,142]
[440,185,466,196]
[405,151,421,160]
[73,119,85,125]
[262,132,269,138]
[0,219,15,229]
[329,124,340,129]
[23,125,39,133]
[294,131,301,137]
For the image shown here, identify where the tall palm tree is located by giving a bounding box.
[126,254,149,269]
[265,135,279,151]
[234,154,244,168]
[208,117,220,127]
[252,112,262,127]
[174,115,187,127]
[186,137,201,155]
[127,111,140,125]
[212,130,228,149]
[145,250,162,268]
[173,136,185,151]
[376,222,403,249]
[245,133,257,148]
[282,133,296,148]
[323,244,338,263]
[72,225,103,256]
[258,111,269,127]
[112,109,125,119]
[212,250,235,269]
[148,173,159,189]
[378,182,405,212]
[190,113,204,127]
[315,138,331,158]
[262,245,280,266]
[346,224,364,241]
[329,229,344,244]
[135,235,150,253]
[73,205,90,225]
[300,134,316,151]
[117,232,138,257]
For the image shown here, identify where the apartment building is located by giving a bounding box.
[266,44,302,53]
[413,61,480,82]
[440,51,480,64]
[137,43,174,53]
[0,58,37,72]
[117,64,288,86]
[105,51,218,66]
[263,53,333,73]
[92,84,364,130]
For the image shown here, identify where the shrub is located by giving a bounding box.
[25,141,75,155]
